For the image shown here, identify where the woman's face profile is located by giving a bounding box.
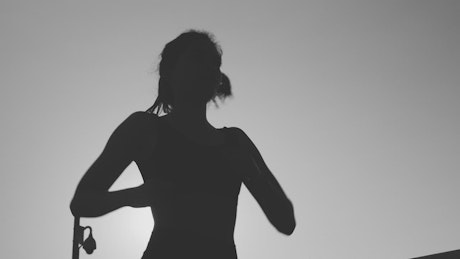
[169,40,222,104]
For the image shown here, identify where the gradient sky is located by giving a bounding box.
[1,1,459,258]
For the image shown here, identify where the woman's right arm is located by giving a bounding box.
[234,128,296,235]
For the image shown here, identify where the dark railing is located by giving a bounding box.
[410,249,460,259]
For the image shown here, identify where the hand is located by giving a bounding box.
[129,178,179,208]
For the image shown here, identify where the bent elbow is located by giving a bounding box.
[69,202,77,217]
[279,219,296,236]
[269,199,296,235]
[69,197,81,217]
[69,196,99,218]
[271,208,296,235]
[280,200,296,236]
[70,193,90,217]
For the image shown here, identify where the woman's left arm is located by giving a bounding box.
[69,111,145,218]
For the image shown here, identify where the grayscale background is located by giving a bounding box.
[1,1,459,258]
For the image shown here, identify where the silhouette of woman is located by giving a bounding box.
[70,29,296,259]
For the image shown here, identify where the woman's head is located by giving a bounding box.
[146,29,232,115]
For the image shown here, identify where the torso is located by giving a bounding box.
[135,112,246,245]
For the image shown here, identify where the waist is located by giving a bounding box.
[142,225,237,259]
[152,224,235,246]
[150,198,238,239]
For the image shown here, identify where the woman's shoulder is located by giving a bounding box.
[121,111,160,137]
[128,110,160,120]
[124,112,251,145]
[225,126,252,147]
[226,126,247,139]
[226,126,261,155]
[126,111,160,125]
[123,111,161,155]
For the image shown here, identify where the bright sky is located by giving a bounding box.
[1,1,459,258]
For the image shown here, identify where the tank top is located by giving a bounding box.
[150,115,243,198]
[138,113,244,248]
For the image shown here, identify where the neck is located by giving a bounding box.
[168,101,211,129]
